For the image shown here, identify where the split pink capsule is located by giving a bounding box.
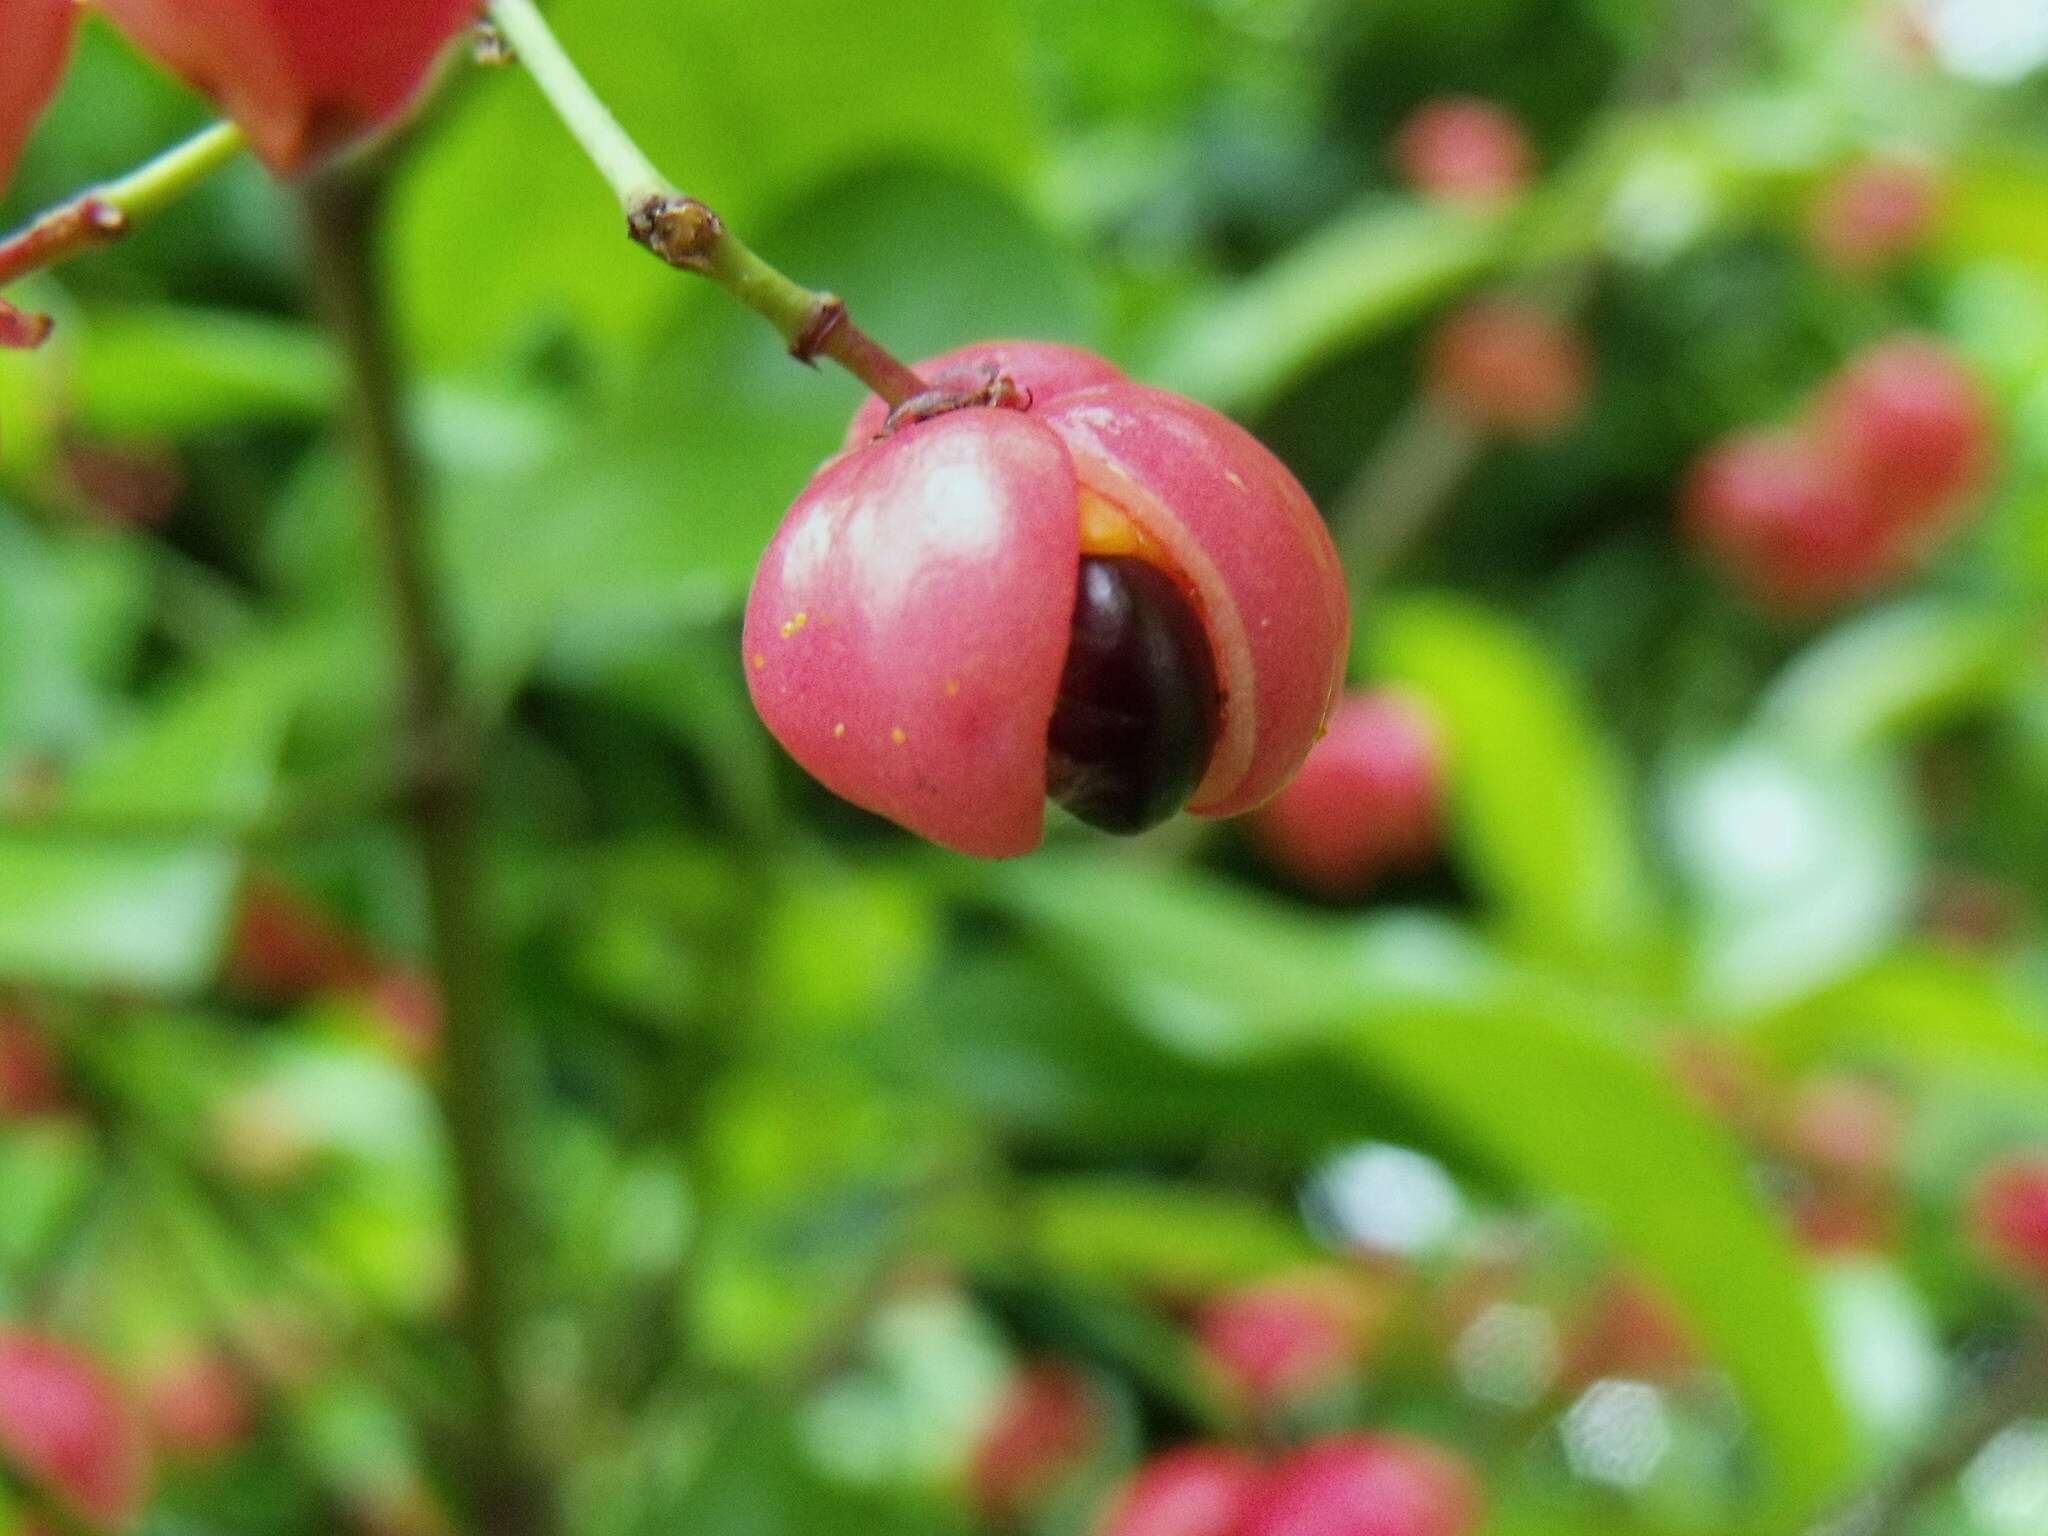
[744,340,1350,857]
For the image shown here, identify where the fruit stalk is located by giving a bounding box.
[0,121,246,343]
[300,167,555,1536]
[485,0,924,404]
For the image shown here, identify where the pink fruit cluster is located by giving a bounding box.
[1424,300,1590,440]
[1254,691,1444,897]
[744,341,1349,857]
[1684,334,1993,610]
[1101,1435,1481,1536]
[0,1330,151,1527]
[1393,99,1532,207]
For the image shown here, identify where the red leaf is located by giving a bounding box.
[100,0,482,174]
[0,0,78,197]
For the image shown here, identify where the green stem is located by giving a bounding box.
[0,122,245,288]
[301,168,555,1536]
[479,0,664,208]
[484,0,925,405]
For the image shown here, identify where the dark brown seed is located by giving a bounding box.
[1046,555,1222,835]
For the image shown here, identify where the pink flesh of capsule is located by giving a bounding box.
[749,340,1349,854]
[744,407,1080,857]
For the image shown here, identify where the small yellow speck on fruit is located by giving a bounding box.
[891,727,907,745]
[944,677,960,697]
[750,653,766,669]
[833,722,846,738]
[1224,470,1247,491]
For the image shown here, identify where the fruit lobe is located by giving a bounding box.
[1255,691,1443,896]
[97,0,480,173]
[747,341,1348,855]
[0,1331,151,1526]
[1100,1445,1265,1536]
[1243,1435,1481,1536]
[0,0,76,197]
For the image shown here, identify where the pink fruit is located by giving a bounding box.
[1196,1276,1363,1411]
[969,1363,1099,1519]
[745,341,1349,856]
[1560,1279,1695,1390]
[1812,335,1992,529]
[0,1010,63,1119]
[1425,300,1589,439]
[1100,1445,1265,1536]
[144,1349,252,1461]
[1254,691,1442,896]
[1393,99,1531,207]
[0,1331,150,1526]
[1682,430,1893,610]
[224,874,381,1000]
[1782,1075,1900,1184]
[1805,159,1940,274]
[1970,1154,2048,1284]
[1244,1435,1481,1536]
[0,0,77,198]
[98,0,480,173]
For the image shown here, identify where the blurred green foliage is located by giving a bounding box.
[2,1,2048,1534]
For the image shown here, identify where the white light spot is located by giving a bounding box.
[1304,1143,1463,1258]
[1918,0,2048,82]
[1965,1420,2048,1535]
[1562,1380,1672,1489]
[1454,1302,1561,1410]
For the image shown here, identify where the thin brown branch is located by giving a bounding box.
[300,167,556,1536]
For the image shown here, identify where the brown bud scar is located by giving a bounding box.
[879,367,1031,436]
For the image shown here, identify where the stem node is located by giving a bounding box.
[627,194,723,273]
[790,295,846,368]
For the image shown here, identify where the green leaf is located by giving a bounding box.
[69,308,339,438]
[1751,948,2048,1087]
[976,854,1496,1059]
[1375,595,1661,966]
[1756,599,2023,757]
[984,859,1850,1517]
[1148,200,1505,413]
[1022,1178,1321,1293]
[388,0,1039,367]
[0,511,150,759]
[0,647,300,992]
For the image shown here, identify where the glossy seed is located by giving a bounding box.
[1046,555,1222,834]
